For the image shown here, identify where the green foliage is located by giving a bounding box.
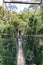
[0,4,43,65]
[22,14,43,65]
[0,8,18,64]
[1,30,17,65]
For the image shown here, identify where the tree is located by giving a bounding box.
[22,14,42,65]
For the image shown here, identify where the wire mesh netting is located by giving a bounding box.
[22,36,43,65]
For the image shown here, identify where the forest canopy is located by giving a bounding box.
[0,3,43,65]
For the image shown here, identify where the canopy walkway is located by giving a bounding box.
[17,37,26,65]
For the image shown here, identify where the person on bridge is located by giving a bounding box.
[17,30,22,40]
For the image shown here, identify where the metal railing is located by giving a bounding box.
[3,0,42,4]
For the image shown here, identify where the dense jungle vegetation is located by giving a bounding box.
[0,2,43,65]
